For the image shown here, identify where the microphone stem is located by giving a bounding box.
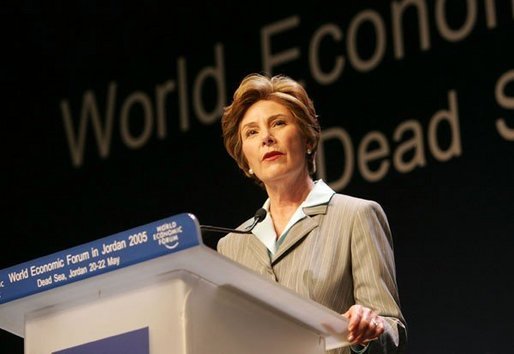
[200,225,252,234]
[200,209,266,235]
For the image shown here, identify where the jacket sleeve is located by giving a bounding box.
[350,200,407,353]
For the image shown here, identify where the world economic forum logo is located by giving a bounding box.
[152,221,182,249]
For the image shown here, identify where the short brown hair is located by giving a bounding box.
[221,73,321,183]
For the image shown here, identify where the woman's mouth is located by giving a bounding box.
[263,151,284,161]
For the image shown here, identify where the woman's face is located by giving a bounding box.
[239,100,308,186]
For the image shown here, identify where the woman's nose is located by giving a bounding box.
[262,132,275,146]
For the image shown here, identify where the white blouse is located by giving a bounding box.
[251,179,335,255]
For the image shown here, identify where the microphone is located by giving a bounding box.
[200,208,267,234]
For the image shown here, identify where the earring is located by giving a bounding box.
[249,168,254,175]
[307,148,312,155]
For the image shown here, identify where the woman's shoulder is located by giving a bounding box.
[325,193,388,221]
[216,217,254,251]
[217,232,240,254]
[329,192,382,209]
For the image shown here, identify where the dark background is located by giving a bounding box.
[1,1,513,353]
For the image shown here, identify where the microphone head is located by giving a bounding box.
[254,208,267,222]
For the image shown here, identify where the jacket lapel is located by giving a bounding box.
[247,234,273,267]
[271,204,328,263]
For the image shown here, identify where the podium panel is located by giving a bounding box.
[24,270,324,354]
[24,272,189,354]
[185,273,324,354]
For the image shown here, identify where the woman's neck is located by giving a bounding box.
[265,175,314,236]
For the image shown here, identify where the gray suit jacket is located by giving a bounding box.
[217,193,407,354]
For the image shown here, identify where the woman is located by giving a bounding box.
[217,73,407,354]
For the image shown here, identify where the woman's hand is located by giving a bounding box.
[343,304,384,345]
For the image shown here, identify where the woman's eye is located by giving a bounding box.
[273,120,286,126]
[245,129,257,137]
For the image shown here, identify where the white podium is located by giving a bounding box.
[0,213,349,354]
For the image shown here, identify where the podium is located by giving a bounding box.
[0,213,349,354]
